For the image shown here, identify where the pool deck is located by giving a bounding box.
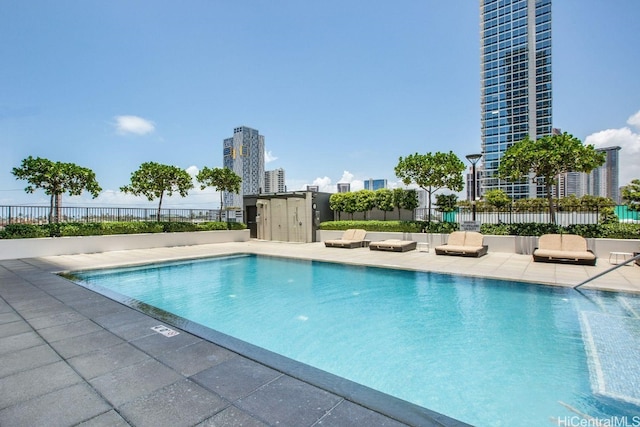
[1,240,639,426]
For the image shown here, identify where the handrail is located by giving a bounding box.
[574,253,640,289]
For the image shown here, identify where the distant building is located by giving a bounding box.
[223,126,265,216]
[557,172,587,198]
[306,185,319,192]
[416,189,429,209]
[588,146,621,203]
[364,179,387,191]
[336,183,351,193]
[466,166,482,202]
[265,168,286,193]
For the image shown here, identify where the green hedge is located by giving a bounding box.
[0,221,246,239]
[320,220,640,239]
[480,222,640,239]
[319,220,459,234]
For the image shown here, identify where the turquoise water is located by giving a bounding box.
[70,254,640,426]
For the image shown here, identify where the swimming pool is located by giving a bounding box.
[66,254,640,426]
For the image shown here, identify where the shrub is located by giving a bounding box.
[0,224,49,239]
[225,221,247,230]
[0,221,246,239]
[162,222,199,233]
[320,220,640,239]
[480,223,510,236]
[318,220,458,234]
[320,220,420,232]
[599,223,640,239]
[507,222,562,237]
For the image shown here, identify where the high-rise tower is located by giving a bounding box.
[223,126,265,210]
[479,0,552,199]
[589,146,621,203]
[265,168,286,193]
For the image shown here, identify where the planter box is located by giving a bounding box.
[0,230,250,261]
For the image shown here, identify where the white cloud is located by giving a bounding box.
[114,115,155,136]
[265,150,278,163]
[337,171,364,191]
[185,165,199,177]
[584,110,640,186]
[338,171,354,183]
[628,110,640,130]
[311,176,333,192]
[294,171,367,193]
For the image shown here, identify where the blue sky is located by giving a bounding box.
[2,1,639,209]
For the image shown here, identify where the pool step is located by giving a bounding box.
[617,296,640,319]
[580,311,640,406]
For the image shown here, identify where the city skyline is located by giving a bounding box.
[1,1,639,208]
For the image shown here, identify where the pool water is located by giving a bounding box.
[68,254,640,426]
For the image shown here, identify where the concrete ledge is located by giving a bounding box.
[0,230,250,260]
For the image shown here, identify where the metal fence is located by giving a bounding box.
[0,205,222,227]
[2,204,639,228]
[415,205,640,226]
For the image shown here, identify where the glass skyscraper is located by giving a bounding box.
[589,146,622,203]
[364,179,388,191]
[223,126,265,210]
[479,0,552,200]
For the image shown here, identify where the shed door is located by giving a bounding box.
[270,198,288,242]
[287,197,307,242]
[257,201,271,241]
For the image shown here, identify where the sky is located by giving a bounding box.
[1,1,639,209]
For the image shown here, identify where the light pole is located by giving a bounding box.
[466,153,482,222]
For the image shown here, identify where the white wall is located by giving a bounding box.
[0,230,250,261]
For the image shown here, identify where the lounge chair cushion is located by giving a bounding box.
[463,231,484,248]
[369,239,417,252]
[537,234,562,251]
[324,229,367,248]
[434,231,488,257]
[533,234,596,265]
[560,234,589,252]
[445,231,466,246]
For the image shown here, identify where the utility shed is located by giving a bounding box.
[243,191,332,242]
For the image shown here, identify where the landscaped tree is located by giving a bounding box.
[394,151,465,222]
[120,162,194,222]
[329,192,345,220]
[621,179,640,211]
[484,189,511,222]
[341,192,358,220]
[355,190,376,220]
[374,188,394,220]
[498,132,606,223]
[402,189,419,220]
[196,166,242,221]
[12,156,102,224]
[391,188,405,220]
[434,194,458,213]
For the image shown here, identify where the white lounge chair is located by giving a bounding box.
[434,231,488,257]
[369,239,417,252]
[532,234,596,265]
[324,229,368,248]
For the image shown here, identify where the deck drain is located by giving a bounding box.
[151,325,180,337]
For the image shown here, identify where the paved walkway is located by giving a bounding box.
[1,241,639,426]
